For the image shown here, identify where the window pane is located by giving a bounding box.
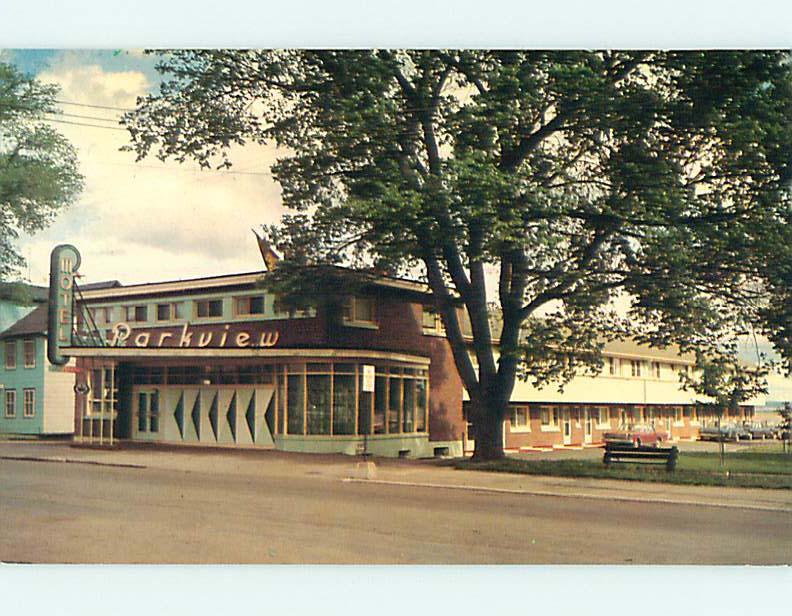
[149,391,159,432]
[287,374,305,434]
[333,374,356,435]
[357,298,375,322]
[173,303,184,319]
[357,374,372,435]
[209,300,223,317]
[250,296,265,314]
[138,393,148,432]
[197,302,208,318]
[415,380,427,432]
[374,376,387,434]
[306,374,331,435]
[135,306,147,321]
[402,378,415,433]
[388,377,401,434]
[157,304,170,320]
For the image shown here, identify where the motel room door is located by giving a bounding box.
[562,409,572,445]
[583,409,593,444]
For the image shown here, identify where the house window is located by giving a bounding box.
[343,297,376,326]
[126,305,148,322]
[631,360,642,377]
[4,389,16,417]
[4,340,16,370]
[196,299,223,319]
[607,357,619,376]
[597,407,609,426]
[157,302,185,321]
[511,406,530,431]
[23,339,36,368]
[234,295,266,316]
[23,388,35,417]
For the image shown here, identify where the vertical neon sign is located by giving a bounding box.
[47,244,81,365]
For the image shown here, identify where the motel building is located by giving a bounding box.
[49,251,759,457]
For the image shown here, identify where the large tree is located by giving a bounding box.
[125,51,792,460]
[0,61,83,280]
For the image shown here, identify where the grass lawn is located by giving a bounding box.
[453,449,792,489]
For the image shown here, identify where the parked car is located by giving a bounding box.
[604,424,668,447]
[699,423,752,442]
[742,422,777,440]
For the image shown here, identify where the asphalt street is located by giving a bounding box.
[1,444,790,564]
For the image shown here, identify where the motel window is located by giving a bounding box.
[651,361,661,379]
[511,406,530,431]
[631,360,642,377]
[343,296,376,326]
[126,305,148,322]
[89,367,119,418]
[23,388,35,417]
[23,339,36,368]
[235,295,266,316]
[4,340,16,370]
[90,306,113,325]
[4,389,16,417]
[196,299,223,319]
[157,302,185,321]
[540,406,558,428]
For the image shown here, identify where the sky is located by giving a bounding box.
[4,49,287,287]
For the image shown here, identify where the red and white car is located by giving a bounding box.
[604,424,668,448]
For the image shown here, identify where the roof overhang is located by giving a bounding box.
[61,346,431,365]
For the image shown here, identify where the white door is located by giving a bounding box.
[562,410,572,445]
[584,409,593,444]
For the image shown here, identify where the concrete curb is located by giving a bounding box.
[342,477,792,513]
[0,455,146,470]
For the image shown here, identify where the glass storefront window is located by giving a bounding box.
[402,378,415,433]
[287,373,304,435]
[306,374,331,435]
[374,375,387,434]
[333,373,356,435]
[388,377,401,434]
[415,379,427,432]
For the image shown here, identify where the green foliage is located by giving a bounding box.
[0,62,83,280]
[125,50,792,457]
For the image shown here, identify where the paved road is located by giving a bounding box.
[1,452,790,564]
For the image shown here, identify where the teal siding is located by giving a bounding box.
[0,335,46,434]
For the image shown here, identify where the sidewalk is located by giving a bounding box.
[1,440,790,513]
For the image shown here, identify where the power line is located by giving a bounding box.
[46,111,122,124]
[55,99,134,112]
[44,118,128,132]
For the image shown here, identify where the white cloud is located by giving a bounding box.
[18,53,286,287]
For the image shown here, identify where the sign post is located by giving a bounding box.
[47,244,81,366]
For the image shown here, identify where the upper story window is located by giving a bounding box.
[157,302,185,321]
[90,306,114,325]
[607,357,619,376]
[630,360,642,377]
[196,299,223,319]
[126,305,148,322]
[235,295,266,316]
[343,296,376,326]
[422,306,443,335]
[23,339,36,368]
[651,361,661,379]
[4,340,16,370]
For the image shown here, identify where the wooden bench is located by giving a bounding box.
[603,443,679,471]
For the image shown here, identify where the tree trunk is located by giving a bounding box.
[470,395,507,461]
